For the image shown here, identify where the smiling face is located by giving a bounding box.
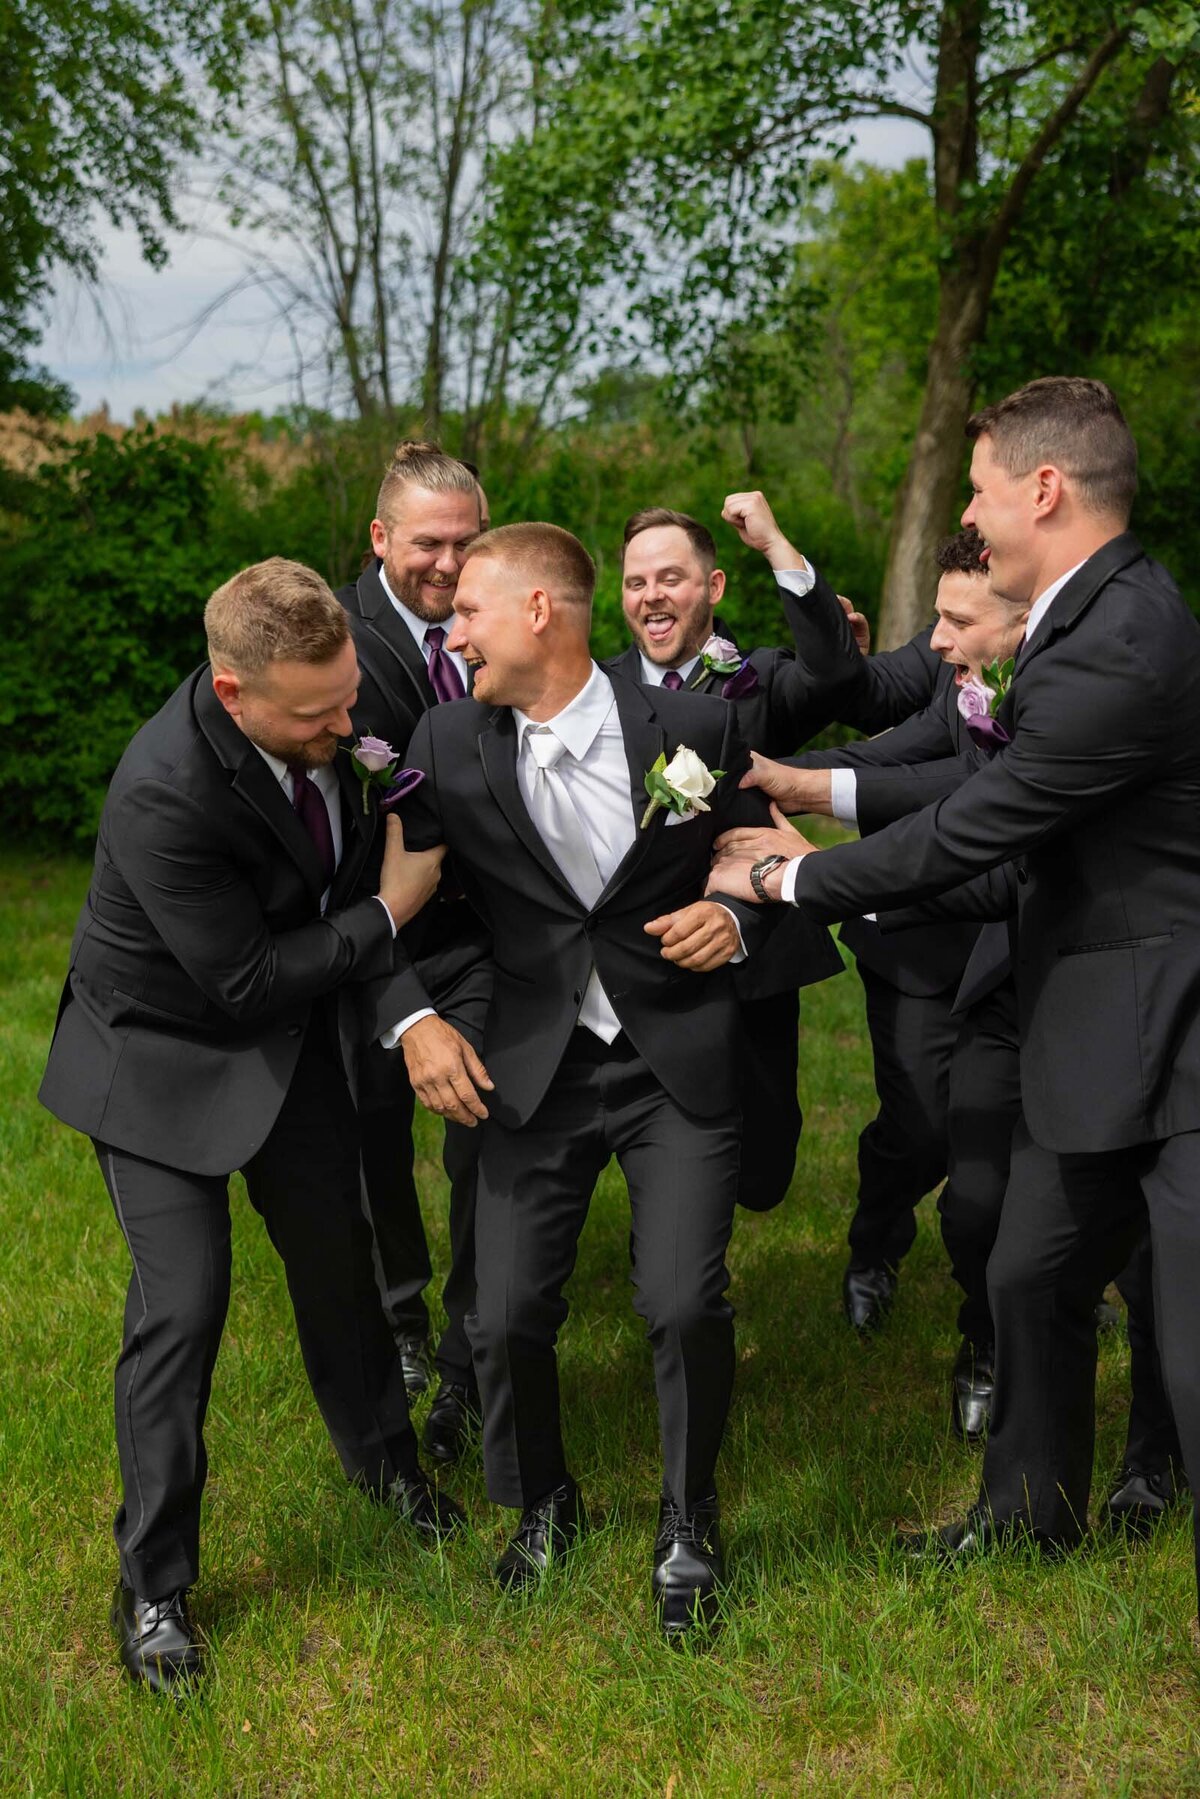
[961,435,1045,605]
[446,555,544,711]
[214,636,361,767]
[370,483,482,623]
[929,569,1029,683]
[621,525,725,667]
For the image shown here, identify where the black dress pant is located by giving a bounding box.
[848,963,958,1269]
[470,1031,740,1511]
[358,1043,478,1387]
[979,1123,1199,1599]
[944,981,1177,1473]
[97,1022,418,1598]
[736,987,802,1211]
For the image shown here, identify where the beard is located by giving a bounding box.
[382,556,457,624]
[247,720,341,768]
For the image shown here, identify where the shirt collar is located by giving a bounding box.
[638,650,700,686]
[1025,557,1088,647]
[515,663,615,761]
[249,740,337,795]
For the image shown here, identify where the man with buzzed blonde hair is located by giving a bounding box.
[377,521,841,1636]
[40,557,464,1693]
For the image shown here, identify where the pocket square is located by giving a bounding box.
[664,808,699,828]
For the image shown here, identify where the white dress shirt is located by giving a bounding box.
[377,562,470,692]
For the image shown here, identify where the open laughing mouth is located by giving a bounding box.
[642,611,678,645]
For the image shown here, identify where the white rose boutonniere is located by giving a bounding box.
[641,745,723,829]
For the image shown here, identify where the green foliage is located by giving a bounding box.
[0,427,262,841]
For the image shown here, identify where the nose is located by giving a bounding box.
[961,494,977,527]
[436,544,460,575]
[332,706,354,737]
[445,618,467,653]
[929,617,951,653]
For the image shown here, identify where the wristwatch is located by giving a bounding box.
[749,853,788,902]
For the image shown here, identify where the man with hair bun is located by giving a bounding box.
[40,558,464,1692]
[338,441,493,1470]
[378,520,842,1637]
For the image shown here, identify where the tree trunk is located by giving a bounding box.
[877,269,988,647]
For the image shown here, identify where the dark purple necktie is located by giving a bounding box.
[424,625,465,703]
[288,765,336,888]
[662,669,684,691]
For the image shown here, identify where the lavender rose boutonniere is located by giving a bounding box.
[347,736,425,813]
[957,656,1014,756]
[689,633,760,700]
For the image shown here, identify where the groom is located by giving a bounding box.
[370,521,840,1637]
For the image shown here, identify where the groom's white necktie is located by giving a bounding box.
[524,726,605,906]
[522,723,620,1041]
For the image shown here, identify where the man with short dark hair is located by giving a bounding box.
[711,377,1200,1604]
[40,559,463,1692]
[378,521,842,1636]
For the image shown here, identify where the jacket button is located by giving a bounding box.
[1016,868,1029,885]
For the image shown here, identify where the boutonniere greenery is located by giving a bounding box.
[345,736,425,813]
[641,745,723,829]
[956,661,1015,757]
[688,632,742,689]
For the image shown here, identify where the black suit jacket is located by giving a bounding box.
[338,561,492,1026]
[39,669,396,1176]
[791,534,1200,1154]
[793,662,981,996]
[368,671,841,1129]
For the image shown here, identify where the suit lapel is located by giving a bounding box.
[477,710,586,906]
[329,742,375,905]
[1014,534,1144,679]
[194,674,328,904]
[355,562,438,713]
[594,672,668,907]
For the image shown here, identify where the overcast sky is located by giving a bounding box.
[39,117,928,422]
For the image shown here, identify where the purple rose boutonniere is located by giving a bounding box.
[346,736,426,813]
[956,656,1014,757]
[689,633,760,699]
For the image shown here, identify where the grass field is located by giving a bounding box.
[1,850,1197,1797]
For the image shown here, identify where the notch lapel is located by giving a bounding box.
[594,672,667,907]
[355,563,438,713]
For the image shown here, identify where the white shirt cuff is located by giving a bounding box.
[380,1006,435,1050]
[780,858,804,905]
[373,894,398,938]
[713,904,747,963]
[829,768,859,830]
[774,564,816,598]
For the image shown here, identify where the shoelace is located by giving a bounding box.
[657,1499,718,1550]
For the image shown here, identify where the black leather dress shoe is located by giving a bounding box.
[842,1262,896,1334]
[1100,1465,1181,1539]
[394,1334,434,1397]
[897,1509,1071,1563]
[495,1478,588,1592]
[111,1585,202,1692]
[390,1467,467,1542]
[950,1338,995,1444]
[652,1493,724,1640]
[422,1381,482,1466]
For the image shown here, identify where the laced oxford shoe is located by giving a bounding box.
[495,1477,588,1593]
[652,1492,724,1641]
[1100,1464,1181,1540]
[394,1334,434,1397]
[390,1466,467,1542]
[111,1585,202,1693]
[842,1262,896,1335]
[950,1338,995,1444]
[422,1381,482,1466]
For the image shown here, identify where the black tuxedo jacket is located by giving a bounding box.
[338,561,491,1023]
[39,670,396,1176]
[792,534,1200,1154]
[604,567,864,760]
[793,661,980,996]
[368,671,841,1129]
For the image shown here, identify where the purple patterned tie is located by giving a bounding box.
[662,669,684,691]
[424,626,465,703]
[288,765,336,888]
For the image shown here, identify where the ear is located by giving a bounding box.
[369,516,388,556]
[528,586,552,634]
[709,567,727,607]
[211,666,244,718]
[1032,465,1065,517]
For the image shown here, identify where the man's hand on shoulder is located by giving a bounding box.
[400,1014,494,1126]
[643,900,741,971]
[721,490,806,571]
